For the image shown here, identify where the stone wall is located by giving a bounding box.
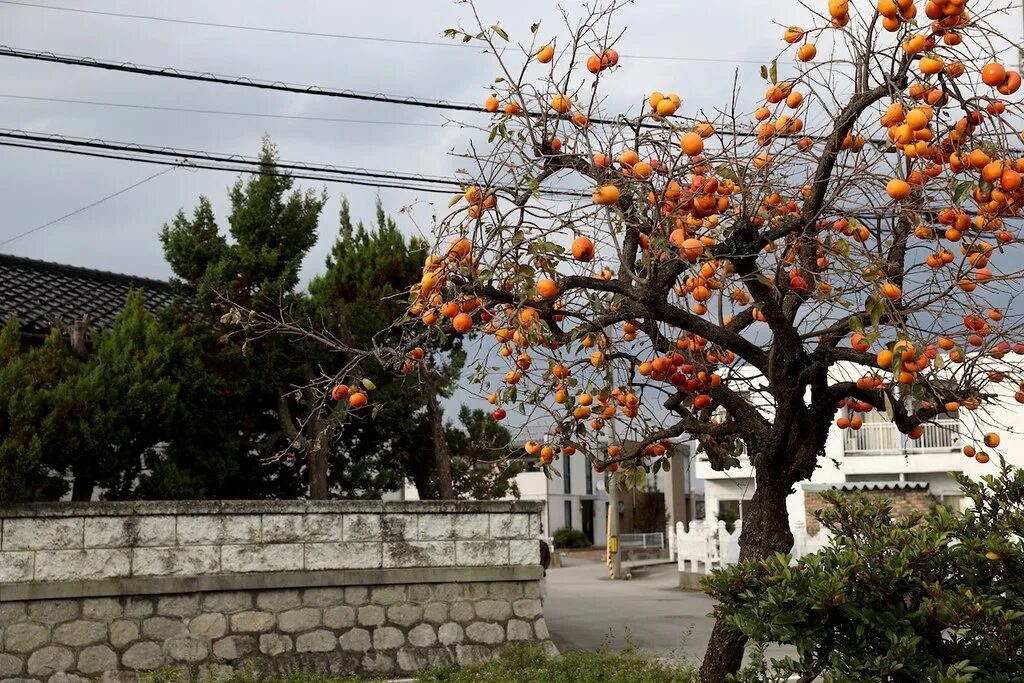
[0,500,549,681]
[803,484,931,534]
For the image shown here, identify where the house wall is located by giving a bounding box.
[803,487,932,535]
[0,500,550,681]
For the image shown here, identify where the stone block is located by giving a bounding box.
[423,602,447,624]
[361,652,394,673]
[407,624,436,648]
[455,540,509,566]
[0,603,27,623]
[341,514,380,542]
[259,515,303,543]
[255,590,300,612]
[81,598,122,620]
[386,603,422,627]
[322,605,355,630]
[380,515,417,542]
[34,550,131,582]
[489,582,524,600]
[304,515,344,543]
[0,654,22,677]
[123,598,154,619]
[196,664,233,683]
[189,613,227,639]
[164,636,209,663]
[418,512,490,540]
[142,617,185,640]
[221,544,303,573]
[258,633,292,656]
[455,643,491,665]
[383,542,453,568]
[157,595,200,617]
[202,592,252,614]
[101,671,139,683]
[228,611,273,633]
[523,582,541,599]
[48,674,89,683]
[426,646,454,667]
[344,587,368,606]
[512,598,542,619]
[396,648,427,672]
[76,646,117,675]
[462,583,489,600]
[454,514,491,540]
[433,583,459,602]
[301,587,344,607]
[83,517,175,548]
[338,628,371,652]
[449,602,475,623]
[528,513,541,538]
[534,618,549,639]
[52,621,105,647]
[26,647,73,677]
[0,553,33,582]
[175,515,260,545]
[132,547,219,577]
[3,623,47,652]
[372,626,404,650]
[211,635,255,661]
[356,605,384,627]
[370,585,405,606]
[438,622,463,645]
[295,630,335,653]
[406,584,433,603]
[27,599,82,623]
[109,620,140,648]
[303,543,381,570]
[3,519,82,551]
[509,540,541,565]
[507,619,532,641]
[466,622,505,644]
[277,608,320,633]
[489,513,529,539]
[474,600,512,621]
[120,647,164,679]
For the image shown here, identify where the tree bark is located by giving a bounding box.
[699,469,794,682]
[423,367,456,500]
[306,419,330,500]
[70,472,94,501]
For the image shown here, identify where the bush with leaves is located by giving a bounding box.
[705,463,1024,683]
[553,527,592,549]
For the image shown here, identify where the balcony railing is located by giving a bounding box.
[843,418,960,456]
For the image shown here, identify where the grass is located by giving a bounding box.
[143,645,697,683]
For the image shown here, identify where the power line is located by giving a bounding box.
[0,128,590,198]
[0,166,174,246]
[0,0,771,65]
[0,93,447,128]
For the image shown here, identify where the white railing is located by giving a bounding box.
[619,532,664,550]
[676,520,831,574]
[843,418,960,456]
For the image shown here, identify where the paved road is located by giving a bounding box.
[543,557,793,668]
[543,558,713,665]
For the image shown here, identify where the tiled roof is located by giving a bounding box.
[0,253,173,336]
[805,480,930,492]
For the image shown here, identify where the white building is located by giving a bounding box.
[697,362,1024,529]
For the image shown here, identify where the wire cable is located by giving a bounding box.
[0,0,773,65]
[0,166,175,246]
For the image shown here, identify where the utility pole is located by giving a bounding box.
[606,471,621,579]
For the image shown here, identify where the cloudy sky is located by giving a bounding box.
[12,0,1017,278]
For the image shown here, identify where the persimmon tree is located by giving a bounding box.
[400,0,1024,679]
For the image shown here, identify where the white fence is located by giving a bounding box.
[676,520,832,574]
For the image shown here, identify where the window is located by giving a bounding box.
[563,460,572,494]
[563,500,573,529]
[585,464,593,494]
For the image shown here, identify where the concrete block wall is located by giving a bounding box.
[0,500,548,680]
[803,487,932,535]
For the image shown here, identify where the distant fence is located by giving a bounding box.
[619,533,664,550]
[675,520,831,574]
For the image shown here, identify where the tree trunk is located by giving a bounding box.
[70,472,94,501]
[306,419,330,500]
[699,470,794,682]
[423,368,455,500]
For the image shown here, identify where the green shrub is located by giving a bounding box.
[418,644,696,682]
[553,526,591,549]
[705,462,1024,683]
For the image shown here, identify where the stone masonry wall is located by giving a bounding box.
[804,487,932,535]
[0,500,548,681]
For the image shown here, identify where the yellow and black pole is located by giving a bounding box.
[606,472,621,579]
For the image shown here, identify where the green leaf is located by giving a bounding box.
[662,459,671,472]
[760,65,769,81]
[488,125,499,143]
[530,22,540,34]
[361,378,377,391]
[769,58,778,84]
[462,34,473,43]
[849,317,864,334]
[952,181,974,205]
[833,239,850,257]
[448,194,463,208]
[491,24,509,41]
[883,392,895,421]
